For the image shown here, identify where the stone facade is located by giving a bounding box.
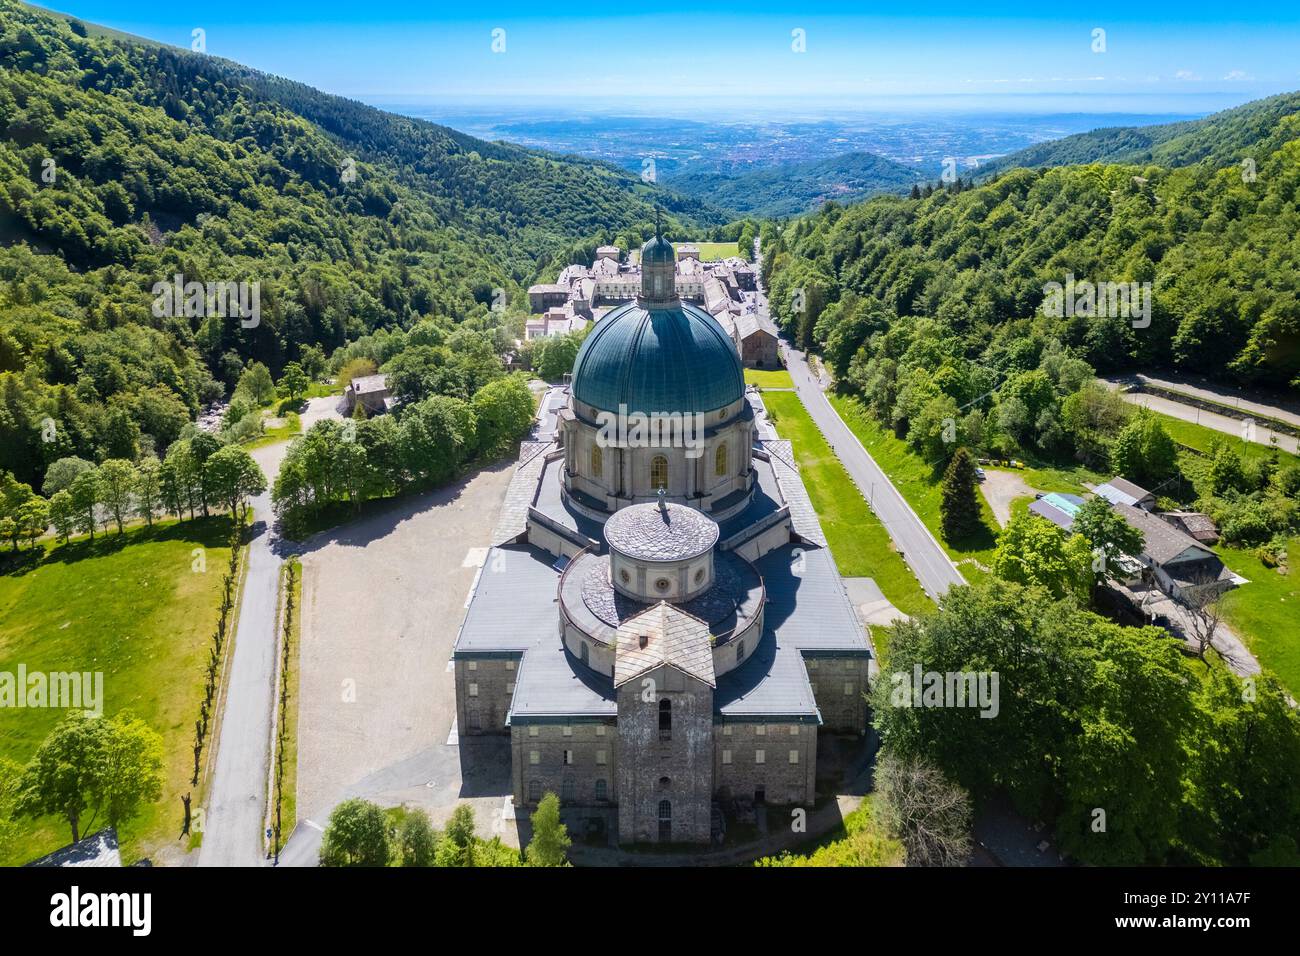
[804,654,870,733]
[454,655,519,735]
[615,664,714,845]
[713,719,817,806]
[511,718,617,807]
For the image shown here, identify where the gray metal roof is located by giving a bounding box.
[716,544,871,718]
[25,829,121,867]
[453,544,560,654]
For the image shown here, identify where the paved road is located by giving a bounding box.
[1117,390,1299,455]
[1107,372,1300,429]
[198,397,341,867]
[197,441,288,867]
[749,239,962,600]
[781,344,965,600]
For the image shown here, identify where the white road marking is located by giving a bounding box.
[303,819,324,832]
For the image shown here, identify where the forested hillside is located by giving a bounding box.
[766,113,1300,392]
[976,91,1300,178]
[0,0,719,488]
[667,150,923,218]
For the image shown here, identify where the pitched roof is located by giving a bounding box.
[25,829,121,867]
[1115,503,1216,566]
[614,601,716,688]
[1095,477,1152,507]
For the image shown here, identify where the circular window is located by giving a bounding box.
[619,568,631,584]
[655,577,671,592]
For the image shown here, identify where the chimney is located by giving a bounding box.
[639,634,649,649]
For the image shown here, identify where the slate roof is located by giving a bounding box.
[614,602,716,688]
[491,442,555,546]
[764,442,827,547]
[715,544,869,719]
[25,829,122,867]
[349,374,388,395]
[603,501,720,561]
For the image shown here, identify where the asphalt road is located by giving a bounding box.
[198,397,343,867]
[1116,390,1299,455]
[781,343,965,600]
[197,441,288,867]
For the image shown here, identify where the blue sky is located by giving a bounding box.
[43,1,1300,104]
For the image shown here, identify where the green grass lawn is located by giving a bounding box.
[677,241,741,261]
[1156,412,1299,467]
[1214,538,1300,698]
[828,395,1001,575]
[0,517,237,865]
[762,391,932,653]
[744,368,794,390]
[273,559,301,851]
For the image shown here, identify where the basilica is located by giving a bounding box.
[452,228,873,845]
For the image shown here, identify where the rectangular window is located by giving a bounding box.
[564,750,574,765]
[528,725,539,737]
[596,750,607,765]
[755,749,766,765]
[468,683,479,697]
[846,659,857,670]
[789,750,799,764]
[844,682,854,696]
[596,725,606,737]
[809,658,819,669]
[756,725,766,736]
[529,750,539,765]
[723,725,732,736]
[468,660,478,671]
[722,749,732,765]
[506,683,515,694]
[506,660,516,671]
[563,725,573,737]
[790,725,799,736]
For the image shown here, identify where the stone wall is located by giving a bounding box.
[712,719,817,806]
[806,654,869,733]
[616,665,715,844]
[511,718,618,808]
[454,655,519,735]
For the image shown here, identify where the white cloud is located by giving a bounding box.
[1223,69,1254,82]
[1174,69,1200,81]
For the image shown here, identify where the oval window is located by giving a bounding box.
[619,568,631,584]
[655,578,671,592]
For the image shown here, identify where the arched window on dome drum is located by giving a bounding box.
[651,455,668,491]
[715,443,728,478]
[590,445,602,477]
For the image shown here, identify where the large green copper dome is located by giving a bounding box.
[571,300,745,416]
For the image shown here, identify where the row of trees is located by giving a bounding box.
[272,375,533,536]
[0,439,266,553]
[318,796,570,867]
